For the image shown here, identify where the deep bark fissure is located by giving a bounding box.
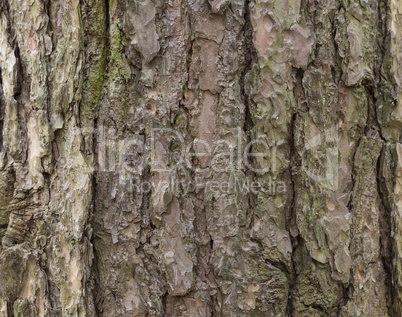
[0,70,5,152]
[377,145,395,314]
[372,2,394,310]
[286,109,299,317]
[241,0,256,235]
[7,301,14,317]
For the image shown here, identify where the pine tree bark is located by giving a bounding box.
[0,0,401,316]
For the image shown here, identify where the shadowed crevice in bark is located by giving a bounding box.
[286,106,299,316]
[0,70,5,152]
[377,144,395,314]
[241,0,256,237]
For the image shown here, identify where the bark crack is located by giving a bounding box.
[240,0,256,233]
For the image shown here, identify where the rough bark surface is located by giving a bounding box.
[0,0,401,315]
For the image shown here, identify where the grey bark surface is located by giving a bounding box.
[0,0,401,316]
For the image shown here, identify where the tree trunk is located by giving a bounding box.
[0,0,401,315]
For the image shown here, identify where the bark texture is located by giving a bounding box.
[0,0,401,315]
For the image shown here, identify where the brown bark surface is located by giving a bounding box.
[0,0,401,315]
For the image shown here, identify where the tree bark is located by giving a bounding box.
[0,0,401,316]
